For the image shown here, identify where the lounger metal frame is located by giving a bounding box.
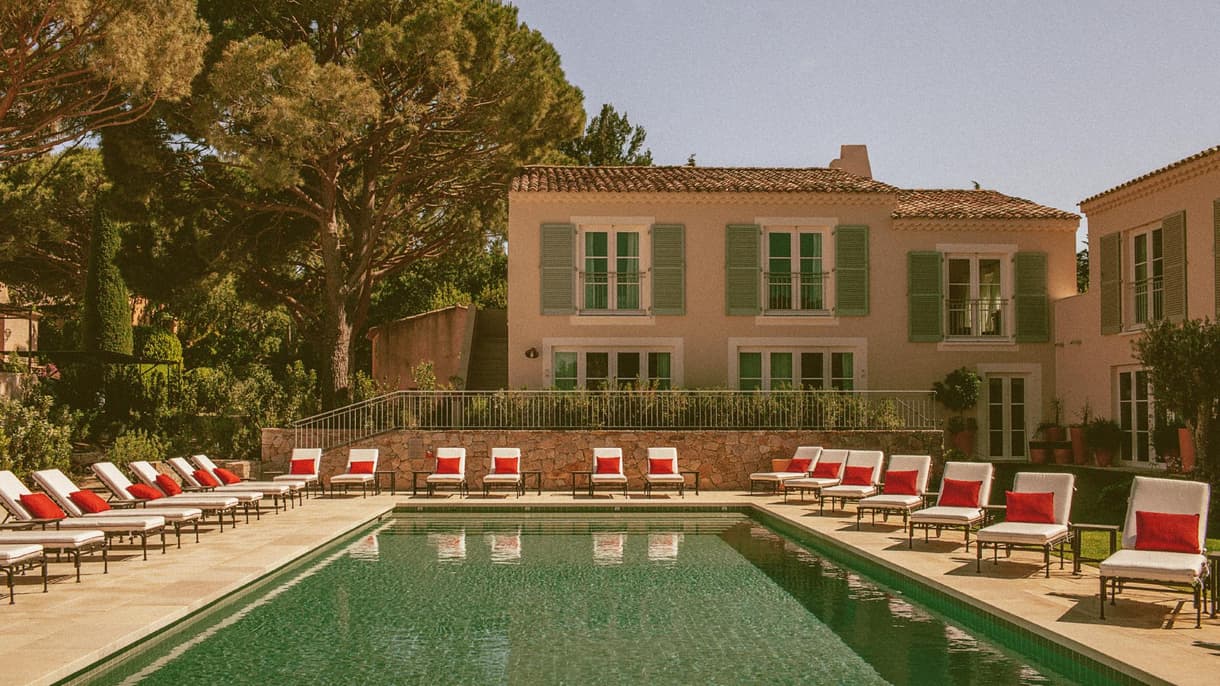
[0,519,109,582]
[1,548,47,603]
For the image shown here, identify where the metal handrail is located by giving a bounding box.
[291,389,938,450]
[945,298,1008,338]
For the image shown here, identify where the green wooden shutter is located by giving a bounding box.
[1162,210,1186,322]
[907,251,943,341]
[1014,251,1049,342]
[1214,200,1220,318]
[835,225,869,315]
[725,224,760,315]
[540,223,575,314]
[1099,232,1121,335]
[651,224,685,315]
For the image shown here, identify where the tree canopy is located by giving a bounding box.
[0,0,208,161]
[1135,318,1220,478]
[559,103,653,166]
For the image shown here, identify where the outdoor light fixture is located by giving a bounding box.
[524,347,539,359]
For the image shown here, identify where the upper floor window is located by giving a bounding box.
[738,349,854,391]
[582,227,644,312]
[1130,227,1163,325]
[553,349,672,389]
[765,228,830,313]
[945,255,1007,338]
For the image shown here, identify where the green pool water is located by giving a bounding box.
[78,513,1095,685]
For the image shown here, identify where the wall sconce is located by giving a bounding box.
[524,347,539,359]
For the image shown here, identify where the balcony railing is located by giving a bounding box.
[1128,277,1164,325]
[946,298,1008,338]
[292,389,938,450]
[764,271,828,312]
[580,270,643,312]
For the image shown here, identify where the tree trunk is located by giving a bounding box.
[320,299,353,409]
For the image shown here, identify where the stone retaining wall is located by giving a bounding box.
[262,428,943,491]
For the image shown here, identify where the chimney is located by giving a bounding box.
[828,144,871,179]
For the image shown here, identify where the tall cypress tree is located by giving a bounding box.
[81,198,133,355]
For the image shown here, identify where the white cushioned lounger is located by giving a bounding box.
[30,469,170,558]
[128,461,248,528]
[908,461,994,550]
[748,446,821,494]
[90,461,210,544]
[167,457,287,514]
[426,447,468,496]
[818,450,884,514]
[482,448,522,497]
[1,543,46,603]
[274,448,323,496]
[976,472,1074,577]
[855,455,932,529]
[644,447,686,497]
[330,448,378,497]
[782,449,848,502]
[193,454,306,507]
[589,448,627,496]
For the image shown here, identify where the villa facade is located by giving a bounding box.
[506,146,1079,459]
[1056,145,1220,466]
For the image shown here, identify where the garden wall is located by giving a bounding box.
[261,428,943,491]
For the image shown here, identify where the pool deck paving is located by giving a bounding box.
[2,489,1217,685]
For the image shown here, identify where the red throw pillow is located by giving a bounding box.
[290,459,316,475]
[436,456,462,474]
[19,493,65,520]
[786,458,812,473]
[493,456,519,474]
[69,490,111,513]
[810,461,841,479]
[883,470,919,495]
[155,474,183,496]
[349,461,375,475]
[194,469,220,488]
[596,456,620,474]
[1006,491,1056,523]
[939,478,982,508]
[1134,511,1201,553]
[214,467,242,485]
[841,465,874,486]
[127,483,163,500]
[649,457,675,475]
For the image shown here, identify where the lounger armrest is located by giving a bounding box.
[0,518,62,530]
[922,491,939,507]
[983,503,1006,525]
[109,499,147,509]
[182,485,213,493]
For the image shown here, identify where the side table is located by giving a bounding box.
[569,470,592,497]
[1071,522,1120,575]
[680,470,700,495]
[411,470,432,496]
[375,470,396,495]
[521,470,543,495]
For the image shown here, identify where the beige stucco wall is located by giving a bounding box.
[368,305,475,389]
[1058,152,1220,428]
[508,191,1076,441]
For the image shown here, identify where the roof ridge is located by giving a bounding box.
[1081,145,1220,205]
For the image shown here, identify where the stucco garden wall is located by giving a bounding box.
[262,428,943,491]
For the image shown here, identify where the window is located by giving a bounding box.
[1117,369,1153,463]
[764,227,831,313]
[551,350,671,389]
[737,350,854,390]
[985,375,1026,459]
[581,226,643,312]
[1130,227,1163,325]
[946,255,1006,338]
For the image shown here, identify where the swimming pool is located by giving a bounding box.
[77,512,1099,685]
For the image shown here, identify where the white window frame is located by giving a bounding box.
[941,247,1012,341]
[543,337,683,388]
[1126,224,1164,329]
[974,363,1041,461]
[761,224,835,315]
[728,337,867,391]
[1114,365,1157,465]
[576,221,649,314]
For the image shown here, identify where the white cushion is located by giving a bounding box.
[857,494,923,509]
[330,474,374,484]
[0,544,43,563]
[63,515,164,532]
[95,506,202,522]
[160,495,240,509]
[216,483,289,495]
[1099,549,1207,584]
[274,473,318,483]
[645,474,685,483]
[910,506,983,525]
[1120,476,1210,550]
[821,484,877,499]
[591,474,628,484]
[749,471,805,482]
[0,530,105,547]
[426,474,465,484]
[483,474,521,484]
[785,477,839,489]
[976,522,1069,545]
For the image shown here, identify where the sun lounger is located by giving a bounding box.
[128,461,248,527]
[818,450,884,514]
[30,469,171,557]
[482,448,523,497]
[748,446,821,494]
[0,529,106,583]
[329,448,378,497]
[92,461,234,539]
[644,447,687,497]
[855,455,933,529]
[908,461,994,550]
[426,448,468,497]
[274,448,323,497]
[1,544,46,603]
[976,472,1075,578]
[39,465,203,548]
[782,449,848,502]
[167,457,285,514]
[590,448,627,497]
[192,454,306,507]
[0,470,163,561]
[1099,476,1211,628]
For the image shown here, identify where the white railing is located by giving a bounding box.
[946,298,1008,338]
[291,389,938,450]
[764,271,829,312]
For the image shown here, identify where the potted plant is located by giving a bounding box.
[1044,399,1066,442]
[934,367,981,457]
[1069,401,1092,465]
[1085,418,1123,467]
[1029,421,1058,464]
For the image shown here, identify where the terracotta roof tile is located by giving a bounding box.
[894,189,1078,221]
[512,165,899,194]
[1081,145,1220,205]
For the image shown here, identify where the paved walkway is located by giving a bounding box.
[3,490,1216,685]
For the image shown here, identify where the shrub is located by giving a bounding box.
[106,429,167,468]
[0,393,72,479]
[933,367,981,413]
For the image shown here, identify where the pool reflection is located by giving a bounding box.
[427,530,466,563]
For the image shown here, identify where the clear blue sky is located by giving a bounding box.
[511,1,1220,245]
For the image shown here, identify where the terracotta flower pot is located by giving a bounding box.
[1070,426,1089,464]
[1053,445,1074,464]
[1093,449,1115,467]
[1029,444,1049,464]
[951,429,976,455]
[1178,428,1195,473]
[1044,426,1066,442]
